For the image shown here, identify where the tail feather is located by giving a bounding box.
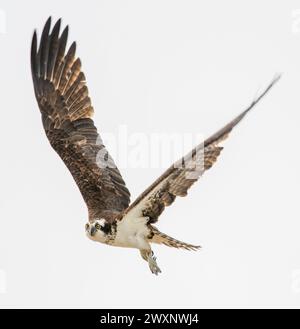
[149,226,201,251]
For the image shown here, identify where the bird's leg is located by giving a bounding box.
[140,249,161,275]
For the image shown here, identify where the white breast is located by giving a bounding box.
[113,214,150,250]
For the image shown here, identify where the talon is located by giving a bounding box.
[148,252,161,275]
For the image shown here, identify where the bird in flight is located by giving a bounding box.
[31,17,280,275]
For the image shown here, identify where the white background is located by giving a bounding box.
[0,0,299,308]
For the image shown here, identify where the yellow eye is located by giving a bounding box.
[95,223,100,230]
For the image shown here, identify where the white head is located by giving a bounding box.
[85,218,109,243]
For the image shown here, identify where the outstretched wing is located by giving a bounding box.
[123,76,280,223]
[31,17,130,220]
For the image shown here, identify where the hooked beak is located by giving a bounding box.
[90,225,96,236]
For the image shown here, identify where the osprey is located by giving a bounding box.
[31,17,280,275]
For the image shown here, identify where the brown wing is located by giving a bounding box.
[123,75,280,223]
[31,17,130,220]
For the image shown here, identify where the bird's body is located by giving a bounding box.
[89,216,150,250]
[31,17,280,275]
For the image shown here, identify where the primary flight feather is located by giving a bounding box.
[31,17,280,274]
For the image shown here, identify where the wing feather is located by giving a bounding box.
[31,17,130,220]
[123,75,281,223]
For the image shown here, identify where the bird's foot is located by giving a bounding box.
[148,251,161,275]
